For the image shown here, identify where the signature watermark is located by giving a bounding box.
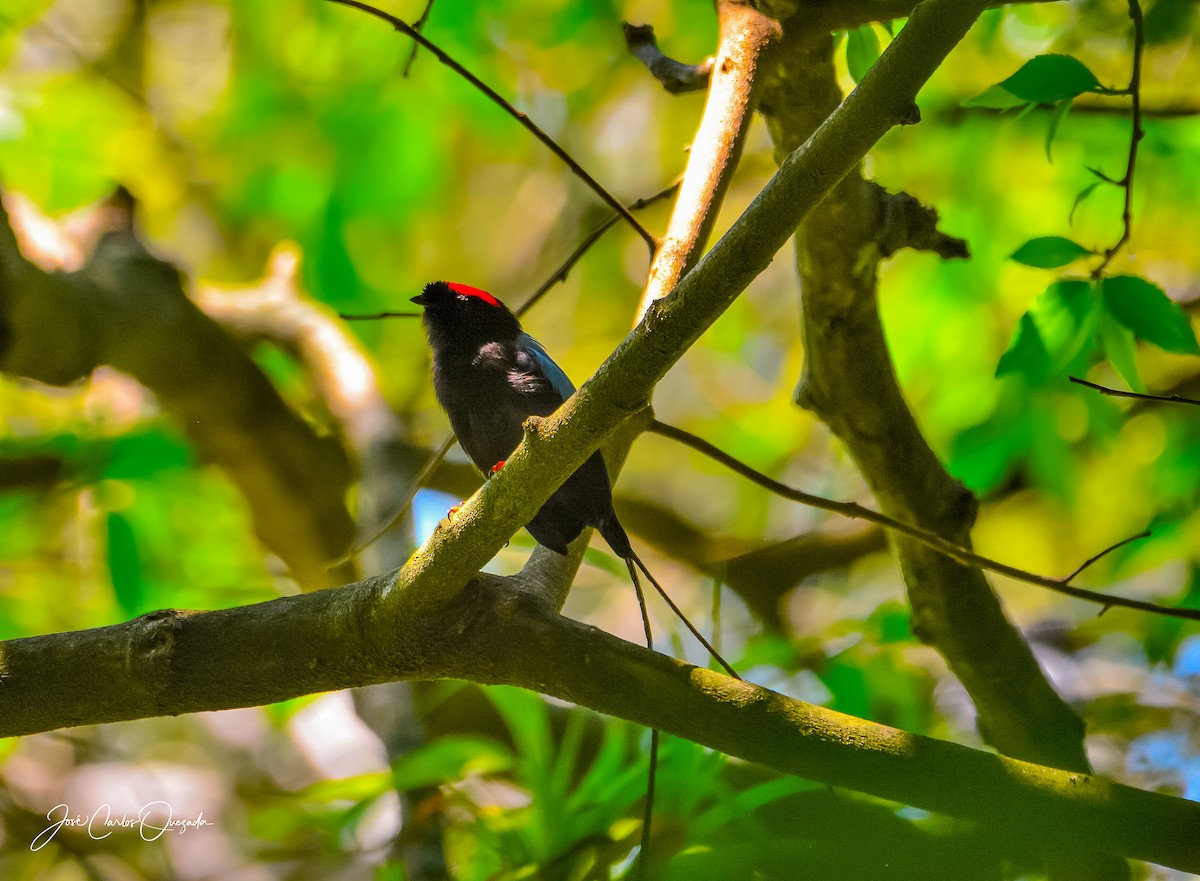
[31,801,214,851]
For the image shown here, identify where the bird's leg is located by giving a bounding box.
[446,461,504,521]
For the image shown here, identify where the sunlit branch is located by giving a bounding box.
[634,1,780,320]
[647,420,1192,620]
[1070,376,1200,406]
[323,0,657,252]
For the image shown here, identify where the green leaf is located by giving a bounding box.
[390,737,514,791]
[998,54,1102,103]
[996,312,1052,382]
[1101,275,1200,355]
[963,83,1029,110]
[996,280,1097,382]
[106,512,143,617]
[846,26,881,83]
[1070,182,1102,224]
[1096,305,1144,392]
[1036,279,1098,370]
[1010,236,1091,269]
[1044,98,1073,162]
[690,777,820,840]
[1144,0,1196,44]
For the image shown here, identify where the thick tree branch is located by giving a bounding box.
[0,582,1197,872]
[782,0,1065,33]
[758,20,1097,782]
[195,244,417,571]
[0,195,356,590]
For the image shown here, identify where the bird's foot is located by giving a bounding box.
[446,504,463,521]
[490,460,506,475]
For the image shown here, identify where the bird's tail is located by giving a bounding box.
[621,552,740,878]
[625,557,658,880]
[626,550,740,679]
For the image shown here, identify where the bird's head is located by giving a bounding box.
[412,280,521,347]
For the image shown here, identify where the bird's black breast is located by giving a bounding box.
[432,340,563,475]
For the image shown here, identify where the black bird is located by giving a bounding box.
[411,279,631,557]
[410,280,735,673]
[412,279,739,878]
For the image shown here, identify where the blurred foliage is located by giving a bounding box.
[2,0,1200,878]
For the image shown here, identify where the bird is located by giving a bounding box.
[411,279,739,878]
[410,280,736,673]
[410,279,632,558]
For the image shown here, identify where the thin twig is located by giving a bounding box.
[1070,375,1200,406]
[647,420,1194,620]
[324,0,658,252]
[1061,529,1152,582]
[516,179,681,316]
[330,434,457,568]
[340,311,420,320]
[1092,0,1144,278]
[401,0,436,77]
[337,182,679,324]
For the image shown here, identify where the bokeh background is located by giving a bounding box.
[2,0,1200,878]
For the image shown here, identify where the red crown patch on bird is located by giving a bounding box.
[446,282,500,307]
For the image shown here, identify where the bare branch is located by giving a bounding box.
[516,179,681,316]
[758,8,1093,776]
[401,0,436,77]
[1,583,1199,873]
[874,184,971,260]
[622,23,713,94]
[1070,375,1200,406]
[648,421,1182,619]
[1092,0,1145,278]
[0,194,357,590]
[323,0,657,252]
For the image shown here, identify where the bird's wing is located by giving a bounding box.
[512,331,576,407]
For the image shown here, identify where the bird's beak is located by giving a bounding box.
[410,294,427,306]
